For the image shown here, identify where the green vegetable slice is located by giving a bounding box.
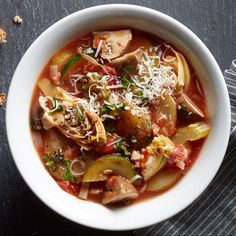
[171,122,210,145]
[61,54,81,77]
[82,154,136,182]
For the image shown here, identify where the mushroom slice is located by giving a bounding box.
[176,93,204,120]
[93,30,132,60]
[102,176,139,205]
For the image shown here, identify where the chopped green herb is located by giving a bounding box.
[101,104,113,114]
[64,160,71,181]
[106,125,116,133]
[115,139,131,157]
[81,152,88,161]
[77,107,84,121]
[115,139,122,150]
[46,160,55,166]
[122,78,131,90]
[50,166,57,172]
[178,103,186,111]
[43,153,50,162]
[136,90,143,96]
[43,148,64,165]
[49,152,56,159]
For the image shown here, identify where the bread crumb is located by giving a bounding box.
[0,28,7,44]
[0,93,6,106]
[13,15,23,24]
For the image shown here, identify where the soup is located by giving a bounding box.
[30,29,210,205]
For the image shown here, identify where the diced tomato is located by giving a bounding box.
[93,38,100,48]
[140,148,149,169]
[100,137,116,154]
[57,180,79,195]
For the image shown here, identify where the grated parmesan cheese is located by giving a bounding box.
[134,49,177,103]
[95,40,103,57]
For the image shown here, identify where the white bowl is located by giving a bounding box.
[6,4,231,230]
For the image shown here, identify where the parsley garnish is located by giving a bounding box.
[122,78,131,90]
[64,160,72,181]
[115,139,131,157]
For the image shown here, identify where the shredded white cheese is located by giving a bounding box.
[134,49,177,103]
[95,40,103,57]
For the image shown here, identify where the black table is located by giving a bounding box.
[0,1,235,235]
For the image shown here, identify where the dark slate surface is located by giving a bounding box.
[0,0,235,235]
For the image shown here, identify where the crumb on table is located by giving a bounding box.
[0,28,7,44]
[0,93,6,106]
[13,15,23,24]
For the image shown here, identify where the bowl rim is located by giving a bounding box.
[6,4,231,231]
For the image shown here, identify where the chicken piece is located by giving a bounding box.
[102,176,139,205]
[112,48,143,65]
[93,30,132,60]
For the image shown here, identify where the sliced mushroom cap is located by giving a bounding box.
[93,30,132,60]
[176,93,204,119]
[102,175,139,205]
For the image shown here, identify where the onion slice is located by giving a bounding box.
[130,174,143,185]
[70,159,86,176]
[79,182,90,200]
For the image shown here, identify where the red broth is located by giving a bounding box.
[30,29,209,205]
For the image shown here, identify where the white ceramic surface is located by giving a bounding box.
[6,4,231,230]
